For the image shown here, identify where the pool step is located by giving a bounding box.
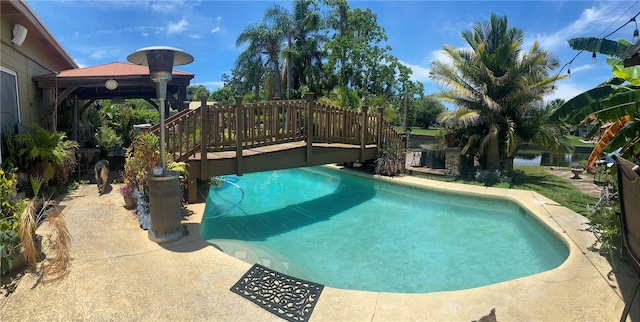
[208,239,308,279]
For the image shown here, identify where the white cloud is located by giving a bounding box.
[167,19,188,34]
[429,49,452,65]
[530,3,621,51]
[568,63,595,74]
[399,60,430,82]
[74,59,88,68]
[545,81,591,102]
[90,50,107,60]
[211,16,222,34]
[400,48,471,83]
[151,1,187,13]
[193,81,224,90]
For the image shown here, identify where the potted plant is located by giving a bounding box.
[118,172,137,210]
[121,133,160,229]
[375,142,405,176]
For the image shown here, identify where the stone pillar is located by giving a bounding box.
[445,147,461,176]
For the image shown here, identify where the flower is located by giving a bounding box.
[118,171,136,197]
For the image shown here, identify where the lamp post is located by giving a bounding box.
[127,46,193,171]
[127,46,193,243]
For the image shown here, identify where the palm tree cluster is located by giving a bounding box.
[229,0,423,111]
[430,13,572,172]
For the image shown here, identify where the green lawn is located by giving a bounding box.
[568,135,597,148]
[395,126,439,136]
[411,165,599,215]
[400,129,596,149]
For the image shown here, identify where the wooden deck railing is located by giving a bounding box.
[142,93,404,164]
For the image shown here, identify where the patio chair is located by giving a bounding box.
[612,155,640,322]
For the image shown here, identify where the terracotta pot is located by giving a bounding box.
[123,196,137,209]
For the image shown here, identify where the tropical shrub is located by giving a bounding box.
[14,125,78,189]
[95,125,122,158]
[168,161,190,206]
[586,197,621,258]
[117,171,136,198]
[0,168,26,274]
[475,169,502,186]
[375,143,405,176]
[123,133,161,195]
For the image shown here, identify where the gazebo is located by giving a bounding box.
[32,62,194,141]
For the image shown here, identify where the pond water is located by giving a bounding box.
[514,150,591,167]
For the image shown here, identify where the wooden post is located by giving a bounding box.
[189,95,209,203]
[235,96,244,176]
[360,105,369,161]
[72,96,79,141]
[199,94,209,179]
[403,94,408,133]
[306,92,315,163]
[377,107,384,148]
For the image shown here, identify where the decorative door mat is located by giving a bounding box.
[230,263,324,322]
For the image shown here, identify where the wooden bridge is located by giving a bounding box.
[142,93,404,202]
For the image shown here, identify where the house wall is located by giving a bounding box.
[1,2,76,130]
[2,22,55,127]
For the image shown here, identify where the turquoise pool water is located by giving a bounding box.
[201,166,569,293]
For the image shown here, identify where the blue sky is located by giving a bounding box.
[28,0,640,103]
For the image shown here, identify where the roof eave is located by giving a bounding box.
[14,0,78,69]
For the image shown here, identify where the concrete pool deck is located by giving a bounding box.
[0,167,636,321]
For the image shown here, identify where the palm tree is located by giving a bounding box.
[236,23,284,99]
[235,46,264,101]
[505,99,573,168]
[265,4,294,99]
[430,13,561,171]
[265,0,325,98]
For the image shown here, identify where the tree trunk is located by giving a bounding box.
[286,36,293,99]
[505,155,515,172]
[273,60,282,99]
[486,136,500,170]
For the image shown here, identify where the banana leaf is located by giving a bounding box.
[595,90,640,120]
[603,120,640,158]
[598,77,625,86]
[609,57,640,85]
[568,37,631,58]
[550,85,632,124]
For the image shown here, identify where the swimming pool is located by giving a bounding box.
[201,166,569,293]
